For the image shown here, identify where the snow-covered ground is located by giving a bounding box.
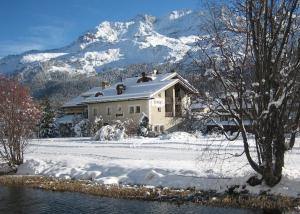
[17,132,300,197]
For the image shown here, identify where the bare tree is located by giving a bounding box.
[0,76,41,166]
[200,0,300,186]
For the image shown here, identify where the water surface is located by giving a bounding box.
[0,186,291,214]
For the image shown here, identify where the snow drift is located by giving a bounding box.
[17,134,300,197]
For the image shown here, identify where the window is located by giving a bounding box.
[158,107,161,112]
[160,125,165,132]
[135,106,141,113]
[93,108,97,116]
[158,93,161,97]
[118,106,122,112]
[129,106,134,114]
[116,105,123,117]
[107,107,111,115]
[116,113,123,117]
[154,125,159,132]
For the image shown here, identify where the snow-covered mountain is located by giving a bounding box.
[0,10,206,78]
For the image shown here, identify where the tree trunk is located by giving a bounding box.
[260,136,285,187]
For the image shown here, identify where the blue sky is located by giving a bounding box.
[0,0,201,58]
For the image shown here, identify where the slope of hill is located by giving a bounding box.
[0,10,206,78]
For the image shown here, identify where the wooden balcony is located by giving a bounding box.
[165,112,173,117]
[165,97,173,104]
[175,97,181,104]
[175,111,182,117]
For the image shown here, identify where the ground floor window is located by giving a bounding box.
[93,108,97,116]
[116,113,123,117]
[135,106,141,113]
[129,106,134,114]
[117,105,122,112]
[107,107,111,115]
[151,125,164,133]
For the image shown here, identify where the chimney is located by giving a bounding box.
[116,84,126,95]
[137,72,153,83]
[101,81,110,90]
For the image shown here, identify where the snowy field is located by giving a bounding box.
[17,132,300,197]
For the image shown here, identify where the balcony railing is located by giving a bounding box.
[175,111,182,117]
[165,112,173,117]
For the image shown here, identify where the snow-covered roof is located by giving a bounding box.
[85,72,198,104]
[81,87,103,97]
[63,87,103,108]
[63,72,198,107]
[55,115,82,124]
[63,96,86,108]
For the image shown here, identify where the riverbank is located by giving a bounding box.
[18,135,300,197]
[0,175,299,211]
[0,163,16,175]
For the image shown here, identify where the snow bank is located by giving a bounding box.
[17,135,300,197]
[0,163,15,174]
[160,131,197,141]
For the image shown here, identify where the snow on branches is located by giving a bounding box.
[199,0,300,187]
[0,76,41,166]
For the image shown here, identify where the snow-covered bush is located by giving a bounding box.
[91,116,104,135]
[93,120,127,141]
[122,119,139,136]
[58,123,74,137]
[74,119,91,137]
[0,76,41,166]
[137,113,150,137]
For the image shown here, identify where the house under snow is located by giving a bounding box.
[62,71,198,132]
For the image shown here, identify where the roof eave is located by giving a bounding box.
[83,97,151,104]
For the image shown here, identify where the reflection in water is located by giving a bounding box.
[0,186,292,214]
[262,209,282,214]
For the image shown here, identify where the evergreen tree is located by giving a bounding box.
[39,98,58,138]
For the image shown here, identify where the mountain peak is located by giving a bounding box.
[0,9,206,77]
